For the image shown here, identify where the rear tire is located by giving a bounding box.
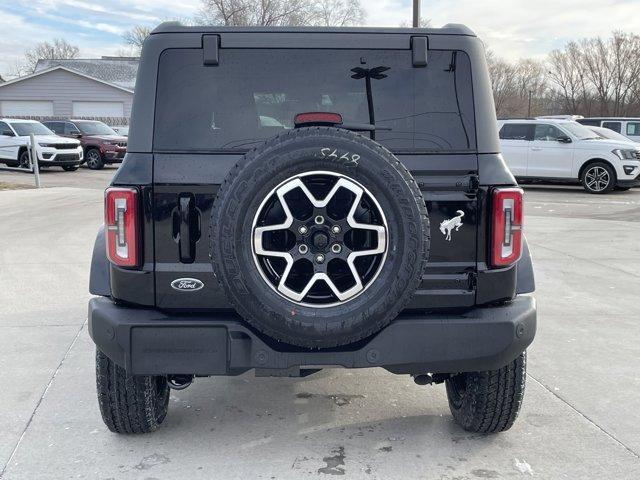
[446,352,526,433]
[581,162,616,194]
[95,349,170,434]
[85,148,104,170]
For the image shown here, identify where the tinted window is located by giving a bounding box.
[43,121,63,134]
[499,123,534,141]
[74,121,116,135]
[626,122,640,136]
[154,48,475,152]
[0,121,12,135]
[577,119,600,126]
[603,121,622,133]
[65,123,81,135]
[534,124,565,141]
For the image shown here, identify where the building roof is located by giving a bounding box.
[34,57,139,90]
[0,65,135,94]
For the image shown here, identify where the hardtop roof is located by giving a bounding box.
[151,22,476,37]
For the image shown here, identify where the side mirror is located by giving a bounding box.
[2,130,15,137]
[558,136,572,144]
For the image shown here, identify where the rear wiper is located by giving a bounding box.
[339,122,392,132]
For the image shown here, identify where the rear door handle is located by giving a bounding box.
[531,147,543,151]
[178,194,200,263]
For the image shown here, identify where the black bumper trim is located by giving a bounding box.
[617,176,640,188]
[88,296,536,376]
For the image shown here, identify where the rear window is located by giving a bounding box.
[154,48,476,152]
[626,122,640,136]
[499,123,534,141]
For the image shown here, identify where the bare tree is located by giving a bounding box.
[197,0,365,26]
[547,42,586,114]
[24,39,79,73]
[608,32,640,116]
[312,0,365,26]
[486,51,519,117]
[123,26,152,54]
[399,17,431,28]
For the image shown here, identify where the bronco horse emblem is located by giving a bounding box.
[440,210,465,241]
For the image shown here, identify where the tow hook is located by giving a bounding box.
[168,374,193,390]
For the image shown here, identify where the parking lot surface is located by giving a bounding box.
[1,167,639,479]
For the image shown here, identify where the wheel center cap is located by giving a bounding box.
[312,231,329,251]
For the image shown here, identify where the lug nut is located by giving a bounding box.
[314,215,325,225]
[315,254,325,264]
[331,225,341,234]
[298,225,308,235]
[331,244,342,254]
[298,244,309,254]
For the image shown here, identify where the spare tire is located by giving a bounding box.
[211,127,430,348]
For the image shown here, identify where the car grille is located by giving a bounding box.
[52,144,78,150]
[635,151,640,160]
[115,142,127,148]
[56,154,80,161]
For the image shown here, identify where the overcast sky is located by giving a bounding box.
[1,0,640,78]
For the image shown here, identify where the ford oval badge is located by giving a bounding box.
[171,278,204,292]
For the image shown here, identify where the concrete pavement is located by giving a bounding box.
[0,182,639,479]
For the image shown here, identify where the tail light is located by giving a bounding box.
[491,187,523,267]
[105,187,139,267]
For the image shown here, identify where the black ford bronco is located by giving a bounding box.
[88,23,536,434]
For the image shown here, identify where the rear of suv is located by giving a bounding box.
[44,120,127,170]
[499,118,640,193]
[88,23,536,435]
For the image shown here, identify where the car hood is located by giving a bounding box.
[35,135,80,145]
[85,135,128,143]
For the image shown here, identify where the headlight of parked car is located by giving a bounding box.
[612,149,639,160]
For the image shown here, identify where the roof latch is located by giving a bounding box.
[411,37,428,67]
[202,35,220,66]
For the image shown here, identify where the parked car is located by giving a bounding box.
[0,118,82,170]
[588,125,639,144]
[577,117,640,142]
[110,125,129,136]
[499,119,640,193]
[537,115,584,121]
[88,23,536,435]
[43,120,127,170]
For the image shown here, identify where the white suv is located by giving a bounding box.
[0,118,83,171]
[498,119,640,193]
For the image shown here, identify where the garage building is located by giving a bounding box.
[0,57,137,123]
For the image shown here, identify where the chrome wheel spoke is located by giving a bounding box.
[251,171,388,307]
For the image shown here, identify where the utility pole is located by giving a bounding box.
[413,0,421,27]
[528,90,533,117]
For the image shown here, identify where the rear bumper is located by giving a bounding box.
[88,296,536,376]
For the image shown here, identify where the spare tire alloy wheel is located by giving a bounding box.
[211,127,430,348]
[252,171,387,307]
